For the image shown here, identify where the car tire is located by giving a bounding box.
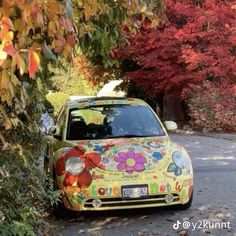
[175,190,193,210]
[53,170,74,218]
[43,155,49,175]
[53,198,73,218]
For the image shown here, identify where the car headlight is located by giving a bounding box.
[65,157,85,175]
[172,151,189,169]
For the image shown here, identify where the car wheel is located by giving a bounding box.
[43,155,49,175]
[175,190,193,210]
[53,170,74,218]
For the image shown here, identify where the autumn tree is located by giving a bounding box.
[116,0,236,98]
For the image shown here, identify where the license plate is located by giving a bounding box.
[121,185,148,199]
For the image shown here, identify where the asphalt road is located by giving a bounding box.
[50,134,236,236]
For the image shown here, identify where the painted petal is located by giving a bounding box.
[174,167,182,176]
[115,152,127,162]
[119,152,128,158]
[77,170,92,188]
[65,148,85,160]
[115,156,124,162]
[135,163,144,172]
[55,157,66,176]
[85,152,101,169]
[167,163,176,172]
[153,152,163,160]
[126,165,134,173]
[75,146,86,155]
[117,162,126,171]
[63,173,79,187]
[127,151,135,158]
[135,155,146,163]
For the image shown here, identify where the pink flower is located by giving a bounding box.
[115,151,147,174]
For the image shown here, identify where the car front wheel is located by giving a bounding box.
[175,190,193,210]
[53,170,74,218]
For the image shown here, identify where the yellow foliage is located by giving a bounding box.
[0,70,10,89]
[16,54,26,75]
[3,119,12,130]
[2,31,13,44]
[83,0,100,21]
[0,44,7,60]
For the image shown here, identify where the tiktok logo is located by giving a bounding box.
[173,220,182,230]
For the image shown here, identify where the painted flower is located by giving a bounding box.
[106,159,118,171]
[93,145,104,152]
[55,145,101,188]
[152,152,164,163]
[146,141,164,149]
[93,144,114,152]
[114,151,146,174]
[133,144,145,152]
[144,162,154,170]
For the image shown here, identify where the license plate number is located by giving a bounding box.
[122,185,148,199]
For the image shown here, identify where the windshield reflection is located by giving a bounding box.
[67,104,165,140]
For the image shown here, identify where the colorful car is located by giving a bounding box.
[47,97,193,216]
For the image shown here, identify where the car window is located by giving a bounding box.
[66,104,165,140]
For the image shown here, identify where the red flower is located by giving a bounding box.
[55,157,66,176]
[84,152,101,170]
[63,173,79,186]
[77,170,92,188]
[55,145,101,188]
[103,144,115,151]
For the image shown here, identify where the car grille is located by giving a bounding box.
[83,193,180,210]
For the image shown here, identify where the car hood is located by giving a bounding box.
[55,136,181,173]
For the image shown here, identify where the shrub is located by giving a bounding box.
[0,132,59,236]
[184,80,236,132]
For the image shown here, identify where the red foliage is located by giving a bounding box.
[185,80,236,131]
[116,0,236,97]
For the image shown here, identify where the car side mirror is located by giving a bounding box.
[164,121,178,131]
[48,126,56,135]
[47,107,54,114]
[48,126,62,140]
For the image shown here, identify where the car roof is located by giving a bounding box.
[65,96,147,109]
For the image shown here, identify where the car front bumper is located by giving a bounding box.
[60,175,193,212]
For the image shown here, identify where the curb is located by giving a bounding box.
[170,129,236,142]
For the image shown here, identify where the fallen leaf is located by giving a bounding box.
[178,229,189,236]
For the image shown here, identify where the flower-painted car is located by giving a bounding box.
[47,97,193,216]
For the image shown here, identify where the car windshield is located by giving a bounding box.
[66,104,165,140]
